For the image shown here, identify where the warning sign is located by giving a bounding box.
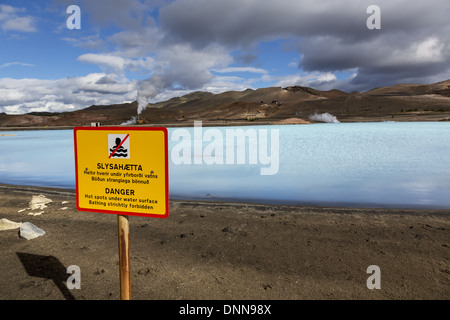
[74,126,169,218]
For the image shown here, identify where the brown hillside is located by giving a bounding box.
[1,80,449,128]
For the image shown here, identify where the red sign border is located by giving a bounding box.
[74,126,169,219]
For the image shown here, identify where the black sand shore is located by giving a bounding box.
[0,184,449,300]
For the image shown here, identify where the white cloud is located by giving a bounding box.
[414,37,445,63]
[61,35,107,50]
[201,81,251,95]
[213,67,269,74]
[0,74,137,114]
[272,72,338,89]
[153,43,233,89]
[0,62,35,68]
[0,5,37,32]
[78,54,127,71]
[77,53,156,76]
[107,28,164,58]
[2,16,36,32]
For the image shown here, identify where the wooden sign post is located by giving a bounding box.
[118,215,131,300]
[74,126,169,300]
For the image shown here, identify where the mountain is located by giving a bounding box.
[0,80,449,128]
[139,80,450,124]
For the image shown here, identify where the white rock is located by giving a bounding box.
[28,211,44,216]
[19,222,46,240]
[0,218,22,231]
[29,195,52,210]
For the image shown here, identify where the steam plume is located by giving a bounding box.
[137,76,164,115]
[121,76,164,125]
[309,112,340,123]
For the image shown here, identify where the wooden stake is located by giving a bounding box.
[118,215,131,300]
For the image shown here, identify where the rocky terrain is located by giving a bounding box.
[1,184,449,300]
[0,80,449,129]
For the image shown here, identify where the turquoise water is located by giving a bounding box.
[1,122,449,209]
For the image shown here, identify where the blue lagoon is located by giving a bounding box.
[1,121,449,209]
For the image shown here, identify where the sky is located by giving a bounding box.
[0,0,449,114]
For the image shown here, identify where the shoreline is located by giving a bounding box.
[2,183,450,212]
[1,116,450,131]
[0,183,449,300]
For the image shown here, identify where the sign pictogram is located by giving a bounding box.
[109,134,130,158]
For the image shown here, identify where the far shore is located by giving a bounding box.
[1,115,450,131]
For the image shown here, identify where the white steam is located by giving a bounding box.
[121,116,137,125]
[136,77,160,115]
[309,112,340,123]
[121,76,164,125]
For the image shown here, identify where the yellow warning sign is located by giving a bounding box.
[74,127,169,218]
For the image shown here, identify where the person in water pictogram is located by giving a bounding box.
[109,137,128,157]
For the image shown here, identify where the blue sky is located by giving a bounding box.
[0,0,449,114]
